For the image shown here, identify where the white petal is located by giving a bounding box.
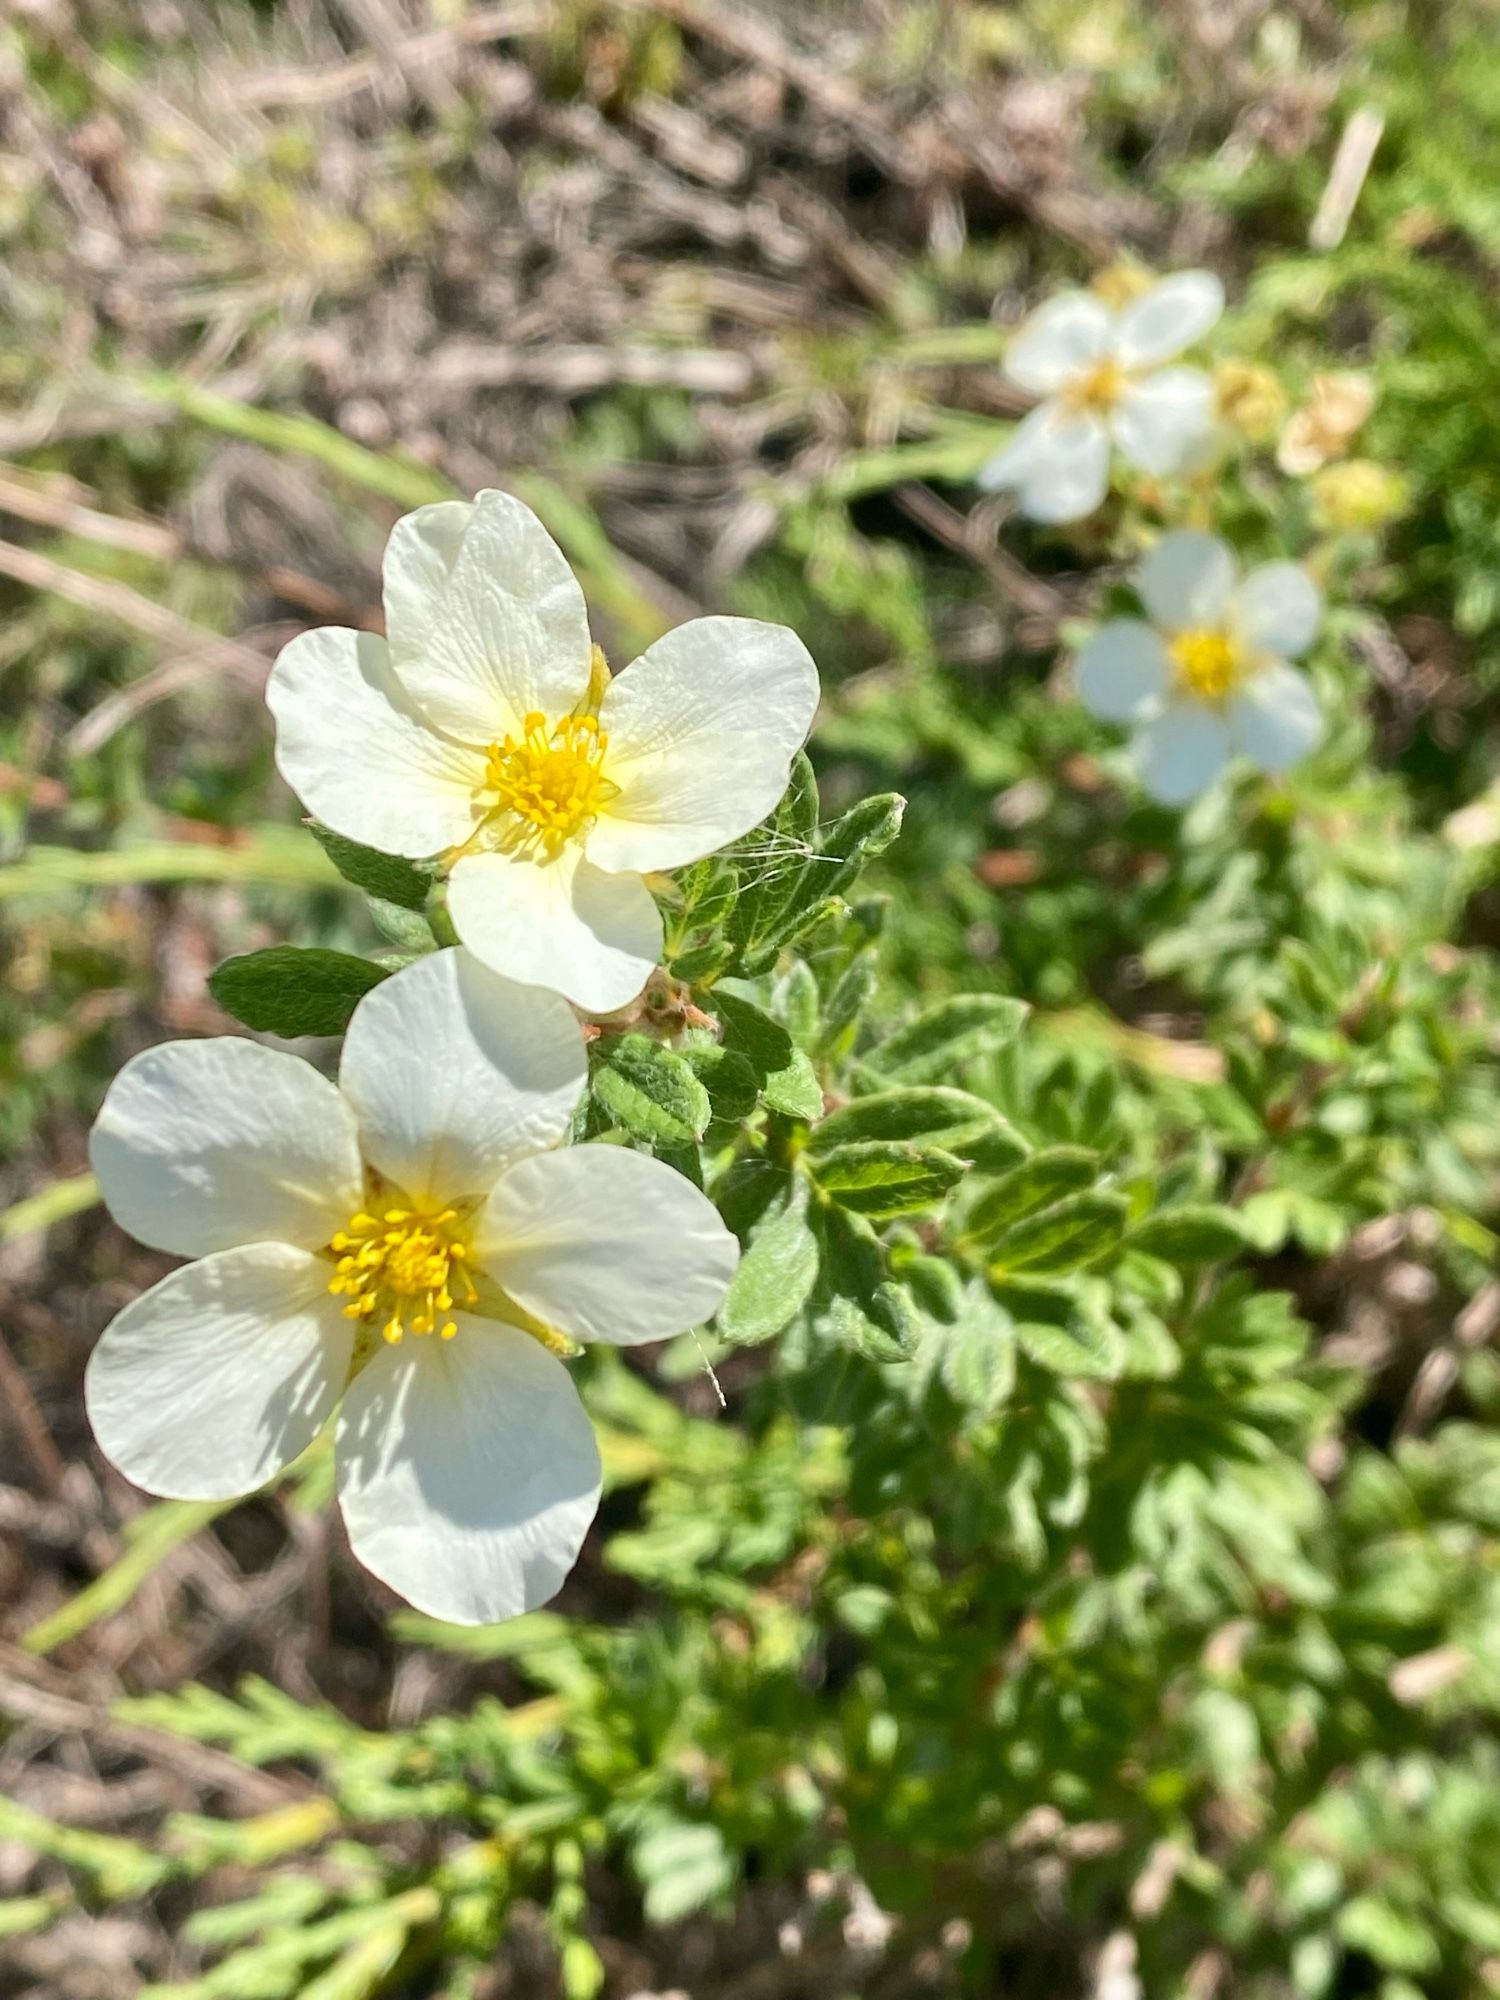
[1074,620,1171,723]
[267,626,479,859]
[476,1147,739,1347]
[1131,701,1232,805]
[999,410,1112,524]
[448,846,662,1015]
[1111,271,1224,368]
[1136,531,1237,632]
[1003,293,1115,394]
[588,617,819,874]
[1227,663,1324,774]
[383,491,593,745]
[1110,368,1217,476]
[975,401,1062,492]
[335,1316,601,1625]
[1234,562,1322,659]
[338,948,585,1207]
[91,1040,361,1258]
[86,1245,351,1501]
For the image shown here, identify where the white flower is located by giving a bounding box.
[266,491,819,1014]
[84,948,739,1626]
[977,272,1225,523]
[1074,530,1324,805]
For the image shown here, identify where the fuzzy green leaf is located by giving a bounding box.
[1130,1205,1248,1265]
[718,1194,821,1347]
[964,1146,1101,1246]
[307,822,433,910]
[208,947,388,1038]
[592,1035,711,1145]
[987,1192,1128,1275]
[811,1139,965,1217]
[864,993,1029,1084]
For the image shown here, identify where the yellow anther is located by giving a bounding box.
[1065,356,1127,415]
[1170,627,1242,701]
[326,1200,477,1345]
[480,710,618,860]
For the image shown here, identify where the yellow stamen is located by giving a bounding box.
[326,1202,477,1344]
[479,710,618,861]
[1065,356,1126,415]
[1170,627,1242,702]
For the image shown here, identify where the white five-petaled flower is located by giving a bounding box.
[1073,530,1324,806]
[977,272,1225,523]
[84,948,739,1626]
[267,490,820,1014]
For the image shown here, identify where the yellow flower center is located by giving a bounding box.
[481,711,617,860]
[1170,627,1241,702]
[1065,356,1127,415]
[328,1205,477,1344]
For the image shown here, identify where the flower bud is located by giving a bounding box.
[1309,458,1407,533]
[1214,359,1286,444]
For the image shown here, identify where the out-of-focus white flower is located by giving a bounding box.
[1073,530,1324,804]
[977,272,1225,522]
[267,491,819,1013]
[84,948,738,1626]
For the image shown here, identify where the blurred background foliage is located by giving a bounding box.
[4,1,1500,1996]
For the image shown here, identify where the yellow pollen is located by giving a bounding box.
[480,711,616,860]
[327,1205,476,1343]
[1170,627,1241,701]
[1065,356,1126,415]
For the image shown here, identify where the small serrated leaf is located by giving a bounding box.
[761,1046,824,1120]
[591,1035,711,1145]
[209,947,388,1038]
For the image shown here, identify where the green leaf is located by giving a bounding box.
[591,1035,711,1145]
[681,1043,760,1124]
[718,1192,820,1347]
[760,1046,824,1120]
[809,1086,1010,1157]
[634,1821,734,1925]
[208,947,388,1038]
[1130,1205,1248,1265]
[815,1208,917,1362]
[307,821,433,910]
[725,753,821,968]
[1009,1290,1126,1379]
[367,896,436,952]
[987,1192,1127,1274]
[817,953,879,1057]
[805,792,906,908]
[963,1146,1100,1245]
[1336,1897,1441,1976]
[674,855,740,933]
[936,1281,1017,1416]
[864,993,1029,1084]
[708,988,795,1076]
[811,1140,965,1218]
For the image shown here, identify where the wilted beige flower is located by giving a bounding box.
[1277,371,1375,476]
